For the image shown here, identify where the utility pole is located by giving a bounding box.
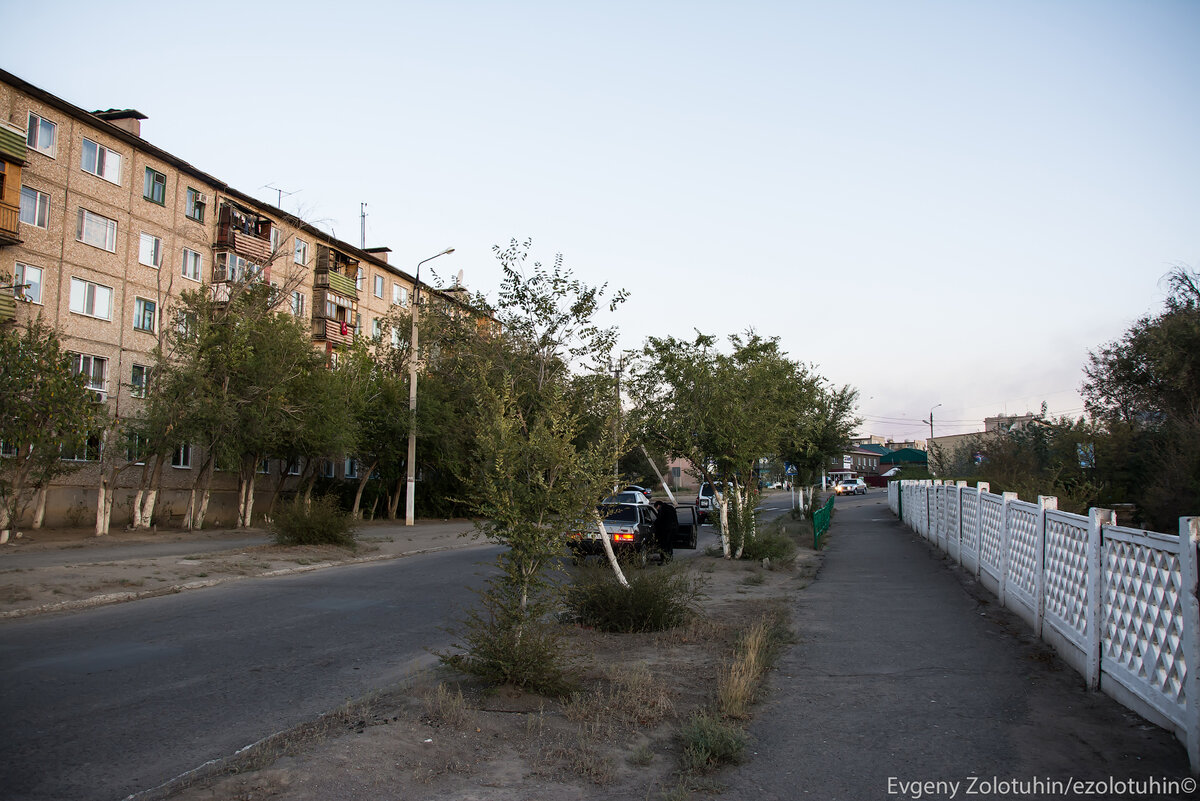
[609,354,626,491]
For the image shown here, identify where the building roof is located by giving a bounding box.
[856,444,891,456]
[881,448,928,464]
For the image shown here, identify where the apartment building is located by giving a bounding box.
[1,69,449,527]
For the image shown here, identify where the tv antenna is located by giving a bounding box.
[262,184,299,209]
[360,202,368,249]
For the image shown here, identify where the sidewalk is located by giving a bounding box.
[717,494,1194,801]
[0,518,484,620]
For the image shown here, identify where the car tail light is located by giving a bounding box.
[612,530,635,542]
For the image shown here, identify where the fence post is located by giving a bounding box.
[1034,495,1057,639]
[1179,517,1200,774]
[1085,507,1113,691]
[956,481,967,567]
[998,492,1017,608]
[975,482,989,578]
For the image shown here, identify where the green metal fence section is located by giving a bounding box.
[812,494,835,549]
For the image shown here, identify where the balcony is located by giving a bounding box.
[315,269,358,298]
[0,201,19,246]
[313,317,354,346]
[216,203,272,262]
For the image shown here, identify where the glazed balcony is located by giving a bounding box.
[315,269,358,298]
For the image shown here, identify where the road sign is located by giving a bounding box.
[785,464,797,476]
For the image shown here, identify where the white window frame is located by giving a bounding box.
[19,186,50,228]
[392,283,409,306]
[294,238,308,265]
[14,262,42,304]
[26,112,57,157]
[69,352,108,398]
[62,431,102,462]
[130,364,152,398]
[126,432,149,465]
[215,252,258,283]
[81,137,122,184]
[344,458,359,479]
[270,227,281,254]
[321,460,335,479]
[69,277,113,320]
[258,459,270,475]
[286,459,301,476]
[139,232,163,268]
[171,443,192,469]
[133,297,157,333]
[76,208,117,252]
[373,274,384,298]
[181,248,202,282]
[291,290,305,317]
[372,318,382,341]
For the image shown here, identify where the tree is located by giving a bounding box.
[441,240,626,692]
[629,332,851,558]
[1082,266,1200,528]
[0,318,108,540]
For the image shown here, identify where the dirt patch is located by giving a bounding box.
[158,550,820,801]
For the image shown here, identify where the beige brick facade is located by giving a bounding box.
[0,69,441,528]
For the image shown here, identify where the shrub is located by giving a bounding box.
[269,495,357,548]
[566,563,706,633]
[678,711,747,772]
[739,527,797,563]
[439,572,581,697]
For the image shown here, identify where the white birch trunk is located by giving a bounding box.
[594,511,630,589]
[717,486,731,558]
[31,486,47,529]
[94,477,109,537]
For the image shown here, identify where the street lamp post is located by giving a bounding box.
[405,247,455,526]
[928,403,942,443]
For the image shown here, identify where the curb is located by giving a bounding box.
[1,540,490,621]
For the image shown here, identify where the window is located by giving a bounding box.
[139,232,163,268]
[63,431,102,462]
[286,459,301,476]
[1,441,18,458]
[26,112,57,156]
[126,433,149,464]
[69,352,107,398]
[19,186,49,228]
[270,227,281,254]
[81,138,121,183]
[185,187,205,221]
[181,248,202,281]
[143,167,167,204]
[171,443,191,469]
[215,252,258,282]
[258,459,270,475]
[355,268,364,292]
[177,310,198,341]
[69,277,113,320]
[294,238,308,265]
[291,290,305,317]
[373,274,384,298]
[371,318,382,341]
[13,263,42,304]
[344,458,359,479]
[133,297,156,332]
[76,208,117,252]
[321,460,335,478]
[130,364,152,398]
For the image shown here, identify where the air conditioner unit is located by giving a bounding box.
[88,389,108,403]
[194,192,207,205]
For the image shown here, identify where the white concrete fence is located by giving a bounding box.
[888,479,1200,773]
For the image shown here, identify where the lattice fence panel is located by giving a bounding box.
[1006,501,1040,600]
[960,489,979,554]
[1102,534,1187,713]
[1042,510,1090,642]
[979,494,1004,573]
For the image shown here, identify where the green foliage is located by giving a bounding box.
[678,711,748,772]
[0,317,108,531]
[269,494,357,547]
[738,526,797,563]
[565,562,706,632]
[440,570,581,697]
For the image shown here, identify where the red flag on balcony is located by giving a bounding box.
[340,320,349,336]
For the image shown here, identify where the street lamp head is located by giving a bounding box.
[441,248,455,255]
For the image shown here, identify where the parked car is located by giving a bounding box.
[602,491,650,506]
[696,482,718,522]
[569,501,698,564]
[622,485,654,503]
[835,478,868,496]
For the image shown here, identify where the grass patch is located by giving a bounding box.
[419,682,472,729]
[565,562,706,633]
[269,495,357,548]
[678,711,748,773]
[717,612,790,718]
[564,663,674,731]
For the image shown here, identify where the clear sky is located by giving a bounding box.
[8,0,1198,441]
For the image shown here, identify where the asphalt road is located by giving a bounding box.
[0,544,503,801]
